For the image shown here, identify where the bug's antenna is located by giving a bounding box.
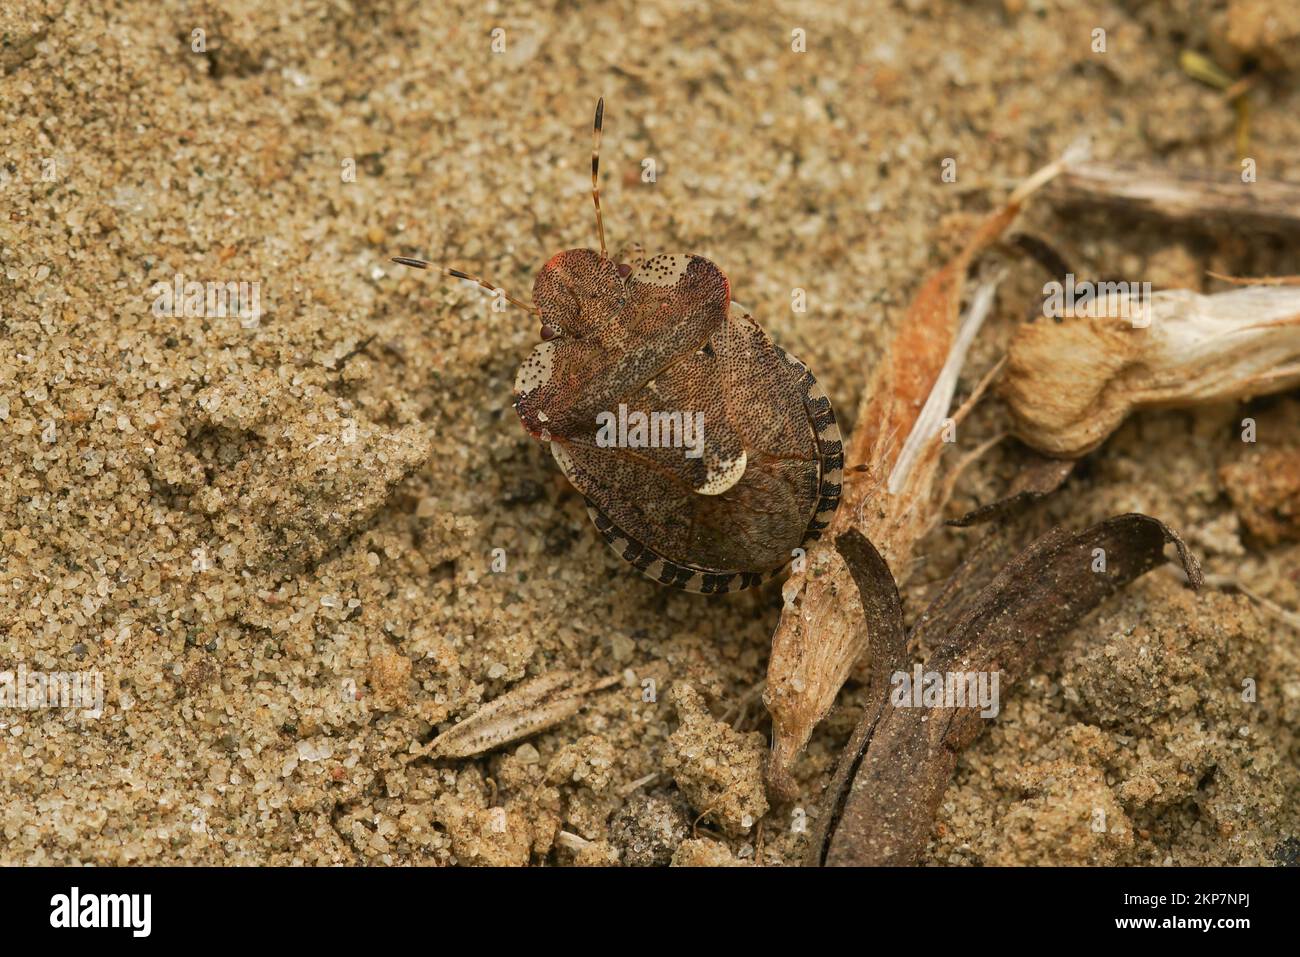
[391,258,537,315]
[592,96,607,260]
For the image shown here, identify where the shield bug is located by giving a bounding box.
[394,99,843,593]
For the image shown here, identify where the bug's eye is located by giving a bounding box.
[540,324,560,341]
[617,263,632,279]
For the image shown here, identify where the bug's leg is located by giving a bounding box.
[390,258,537,315]
[592,97,608,260]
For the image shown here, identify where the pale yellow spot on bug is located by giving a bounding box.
[551,442,577,480]
[636,254,691,288]
[696,450,747,496]
[513,340,556,397]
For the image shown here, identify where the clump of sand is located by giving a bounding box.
[932,576,1297,865]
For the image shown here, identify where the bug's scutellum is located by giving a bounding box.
[391,97,610,316]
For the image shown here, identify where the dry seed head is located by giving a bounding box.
[1002,285,1300,457]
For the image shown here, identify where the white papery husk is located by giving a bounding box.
[1003,285,1300,458]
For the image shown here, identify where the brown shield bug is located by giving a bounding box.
[394,99,842,593]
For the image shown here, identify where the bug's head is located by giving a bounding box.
[530,248,624,341]
[512,245,639,439]
[512,249,620,442]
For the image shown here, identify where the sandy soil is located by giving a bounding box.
[1,0,1297,865]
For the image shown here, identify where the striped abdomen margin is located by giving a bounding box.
[582,344,843,594]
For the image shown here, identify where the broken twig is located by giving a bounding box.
[1052,161,1300,233]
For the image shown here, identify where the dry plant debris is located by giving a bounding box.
[763,152,1078,797]
[1003,285,1300,458]
[1053,161,1300,233]
[412,671,618,760]
[811,516,1202,866]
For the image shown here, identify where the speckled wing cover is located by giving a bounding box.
[515,249,843,593]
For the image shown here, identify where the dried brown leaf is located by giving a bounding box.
[811,514,1201,867]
